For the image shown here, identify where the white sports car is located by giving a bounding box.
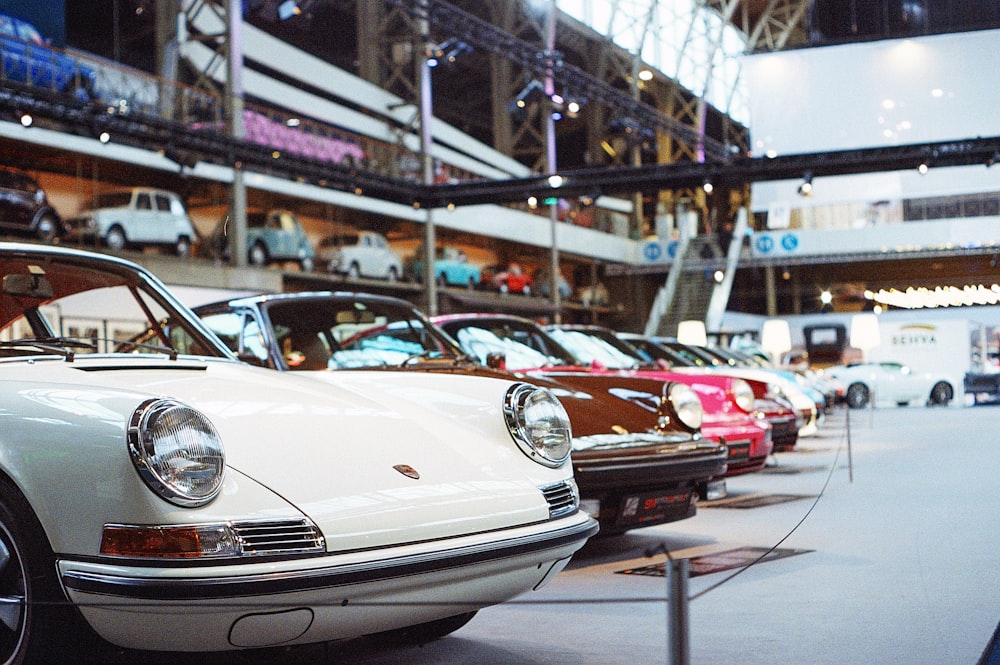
[0,242,597,661]
[825,361,955,408]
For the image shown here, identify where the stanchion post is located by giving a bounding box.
[845,405,854,483]
[668,557,690,665]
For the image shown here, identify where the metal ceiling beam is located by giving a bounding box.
[416,135,1000,208]
[4,83,997,213]
[385,0,731,162]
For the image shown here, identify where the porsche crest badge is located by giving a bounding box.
[393,464,420,480]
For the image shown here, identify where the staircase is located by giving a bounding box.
[645,209,748,338]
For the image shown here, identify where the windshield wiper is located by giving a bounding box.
[400,350,434,366]
[113,339,180,359]
[0,337,95,360]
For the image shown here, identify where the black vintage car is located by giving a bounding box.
[189,291,729,535]
[0,167,63,242]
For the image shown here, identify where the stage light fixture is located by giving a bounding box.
[797,171,813,197]
[506,80,545,120]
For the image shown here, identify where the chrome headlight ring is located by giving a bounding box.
[503,383,573,468]
[731,378,756,413]
[666,382,704,431]
[127,398,225,508]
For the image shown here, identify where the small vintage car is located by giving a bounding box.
[0,242,597,661]
[0,167,63,242]
[203,208,316,272]
[0,12,96,99]
[63,187,197,257]
[480,262,533,294]
[316,230,403,281]
[191,292,728,535]
[407,246,481,288]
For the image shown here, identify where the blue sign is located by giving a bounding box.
[643,242,663,262]
[781,233,799,251]
[755,235,775,253]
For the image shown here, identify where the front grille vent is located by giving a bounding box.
[541,481,578,519]
[232,519,325,556]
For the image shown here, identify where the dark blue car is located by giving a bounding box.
[0,13,95,98]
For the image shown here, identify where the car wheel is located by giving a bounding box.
[105,226,127,252]
[436,273,447,287]
[175,236,192,258]
[467,276,476,290]
[929,381,953,406]
[248,243,268,266]
[347,263,361,279]
[522,284,531,296]
[387,266,399,282]
[0,476,103,664]
[35,214,60,243]
[300,257,314,273]
[845,383,870,409]
[368,611,477,646]
[498,280,509,294]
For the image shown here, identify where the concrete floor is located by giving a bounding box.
[125,405,1000,665]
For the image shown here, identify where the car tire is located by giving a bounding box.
[846,382,870,409]
[35,214,60,243]
[105,226,127,252]
[368,611,477,646]
[347,263,361,279]
[248,243,268,266]
[300,257,314,273]
[522,284,532,296]
[499,281,509,294]
[929,381,953,406]
[436,273,447,287]
[467,277,476,290]
[175,236,192,258]
[387,266,399,282]
[0,475,105,664]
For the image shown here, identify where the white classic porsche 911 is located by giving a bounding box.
[0,242,597,661]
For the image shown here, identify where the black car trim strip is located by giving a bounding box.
[61,519,598,601]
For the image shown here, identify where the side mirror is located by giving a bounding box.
[485,351,506,370]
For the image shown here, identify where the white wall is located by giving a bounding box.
[745,28,1000,215]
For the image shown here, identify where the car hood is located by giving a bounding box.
[7,356,553,552]
[321,361,703,447]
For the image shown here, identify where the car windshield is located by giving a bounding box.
[0,248,232,359]
[452,326,555,369]
[439,319,571,370]
[263,297,463,370]
[547,329,642,369]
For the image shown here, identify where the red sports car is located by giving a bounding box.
[480,262,533,294]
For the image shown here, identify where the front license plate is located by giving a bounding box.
[618,491,692,526]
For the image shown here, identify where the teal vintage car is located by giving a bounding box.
[204,208,315,272]
[407,246,481,288]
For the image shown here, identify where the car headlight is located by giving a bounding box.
[127,398,225,507]
[503,383,572,467]
[732,378,756,413]
[667,382,703,431]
